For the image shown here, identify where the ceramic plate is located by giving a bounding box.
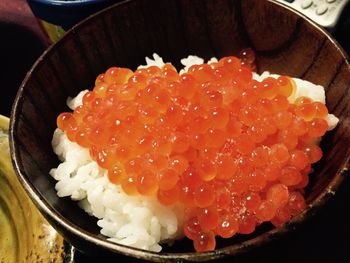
[0,115,74,263]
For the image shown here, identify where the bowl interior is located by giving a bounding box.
[9,0,350,261]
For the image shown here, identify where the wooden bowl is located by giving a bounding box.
[9,0,350,261]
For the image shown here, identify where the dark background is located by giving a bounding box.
[0,0,349,262]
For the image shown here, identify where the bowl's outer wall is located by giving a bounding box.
[10,0,350,262]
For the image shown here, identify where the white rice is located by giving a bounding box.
[52,53,338,252]
[51,129,182,252]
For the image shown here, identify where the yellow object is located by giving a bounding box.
[40,19,66,43]
[0,115,68,262]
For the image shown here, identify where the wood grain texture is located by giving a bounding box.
[9,0,350,262]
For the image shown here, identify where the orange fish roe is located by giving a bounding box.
[56,53,330,252]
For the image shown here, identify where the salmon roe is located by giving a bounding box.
[56,51,330,252]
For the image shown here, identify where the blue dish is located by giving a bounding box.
[27,0,117,30]
[27,0,118,42]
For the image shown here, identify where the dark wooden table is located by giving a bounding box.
[1,1,349,262]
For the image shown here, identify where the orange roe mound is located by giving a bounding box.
[56,51,331,252]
